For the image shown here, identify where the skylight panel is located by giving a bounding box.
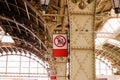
[96,18,120,47]
[100,18,120,33]
[1,33,14,43]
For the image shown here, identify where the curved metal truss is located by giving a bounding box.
[0,46,49,69]
[0,48,50,79]
[0,0,52,61]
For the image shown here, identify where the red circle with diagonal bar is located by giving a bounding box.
[54,35,66,47]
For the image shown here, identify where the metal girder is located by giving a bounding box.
[102,45,120,70]
[55,57,67,80]
[68,0,96,80]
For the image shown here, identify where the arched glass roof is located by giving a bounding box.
[95,17,120,76]
[96,55,117,75]
[0,51,50,80]
[96,18,120,47]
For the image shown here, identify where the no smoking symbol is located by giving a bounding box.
[54,35,66,47]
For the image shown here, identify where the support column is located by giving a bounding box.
[68,0,96,80]
[56,57,67,80]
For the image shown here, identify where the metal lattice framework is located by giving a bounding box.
[0,0,51,62]
[1,0,120,79]
[0,47,49,78]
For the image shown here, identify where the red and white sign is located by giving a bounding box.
[50,70,56,80]
[96,78,107,80]
[53,34,68,57]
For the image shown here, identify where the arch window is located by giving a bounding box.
[0,51,49,80]
[96,56,117,75]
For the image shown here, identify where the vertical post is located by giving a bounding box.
[56,57,67,80]
[67,0,96,80]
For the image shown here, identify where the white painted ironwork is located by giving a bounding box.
[68,0,96,80]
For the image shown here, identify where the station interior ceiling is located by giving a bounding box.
[0,0,120,76]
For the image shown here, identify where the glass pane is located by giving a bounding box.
[30,68,37,73]
[7,62,20,67]
[21,61,29,66]
[21,57,29,61]
[0,62,6,67]
[100,70,106,75]
[0,68,5,72]
[96,58,114,75]
[38,68,46,73]
[100,64,106,69]
[7,68,19,72]
[8,56,20,62]
[30,62,37,68]
[0,56,6,61]
[107,69,112,75]
[21,68,29,73]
